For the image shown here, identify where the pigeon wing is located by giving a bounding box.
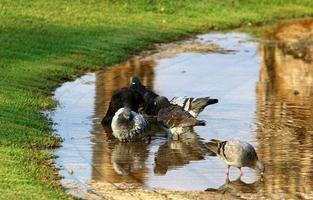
[158,105,205,128]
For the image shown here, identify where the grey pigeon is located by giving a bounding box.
[155,96,206,137]
[111,108,149,142]
[206,139,265,176]
[170,96,218,117]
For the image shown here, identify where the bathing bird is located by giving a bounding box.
[155,96,207,137]
[205,139,265,176]
[111,108,149,142]
[170,96,218,117]
[101,87,144,126]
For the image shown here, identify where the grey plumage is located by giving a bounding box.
[206,139,265,176]
[170,96,218,117]
[111,108,149,142]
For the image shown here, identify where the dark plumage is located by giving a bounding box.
[130,76,159,115]
[131,77,207,137]
[101,87,144,126]
[131,76,219,118]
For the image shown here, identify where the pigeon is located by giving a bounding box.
[205,139,265,176]
[111,108,149,142]
[155,96,207,137]
[170,96,218,117]
[101,87,144,126]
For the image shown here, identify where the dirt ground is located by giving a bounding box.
[66,181,255,200]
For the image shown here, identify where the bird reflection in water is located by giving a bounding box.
[110,141,149,179]
[154,131,211,175]
[205,176,263,197]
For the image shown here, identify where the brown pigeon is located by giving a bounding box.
[155,96,206,137]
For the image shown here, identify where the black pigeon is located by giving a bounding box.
[130,76,159,115]
[101,87,144,126]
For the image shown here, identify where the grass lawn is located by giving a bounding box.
[0,0,312,199]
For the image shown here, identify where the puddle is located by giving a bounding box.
[51,22,313,199]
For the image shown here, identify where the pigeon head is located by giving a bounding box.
[131,76,141,86]
[117,108,133,124]
[255,160,265,175]
[130,76,146,95]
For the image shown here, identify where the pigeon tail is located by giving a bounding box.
[195,120,206,126]
[205,141,219,154]
[206,98,219,105]
[190,97,219,117]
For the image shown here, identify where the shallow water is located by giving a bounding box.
[52,27,313,198]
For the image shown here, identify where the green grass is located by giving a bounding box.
[0,0,312,199]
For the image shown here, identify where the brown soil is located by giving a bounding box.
[70,181,244,200]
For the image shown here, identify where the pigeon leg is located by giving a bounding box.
[226,165,230,177]
[239,168,243,177]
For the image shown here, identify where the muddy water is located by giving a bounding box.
[52,22,313,199]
